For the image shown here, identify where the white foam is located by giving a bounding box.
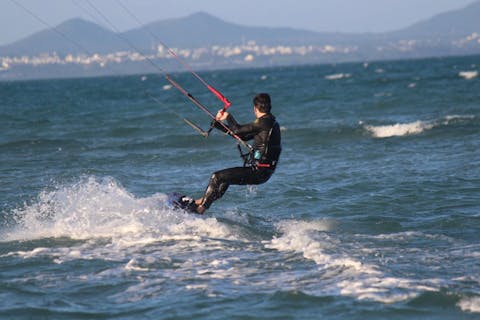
[459,71,478,80]
[362,114,476,138]
[363,120,433,138]
[5,177,460,305]
[267,220,377,273]
[325,73,351,80]
[458,296,480,313]
[442,114,475,124]
[5,176,235,245]
[125,258,150,272]
[2,247,49,259]
[7,176,150,241]
[266,220,439,303]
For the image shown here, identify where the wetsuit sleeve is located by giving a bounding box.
[211,120,229,133]
[212,115,258,141]
[226,114,258,141]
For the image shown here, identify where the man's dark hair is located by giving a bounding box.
[253,93,271,113]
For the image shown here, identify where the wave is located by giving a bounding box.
[266,220,440,303]
[3,176,234,244]
[363,120,433,138]
[458,71,478,80]
[289,114,477,143]
[458,296,480,313]
[361,114,476,138]
[325,73,351,80]
[3,177,477,308]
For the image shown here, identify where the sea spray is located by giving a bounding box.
[6,176,234,244]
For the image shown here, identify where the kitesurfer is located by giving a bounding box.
[191,93,282,214]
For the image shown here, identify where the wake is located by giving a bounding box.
[3,176,233,244]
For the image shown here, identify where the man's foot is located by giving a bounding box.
[179,197,206,214]
[195,205,206,214]
[193,198,206,214]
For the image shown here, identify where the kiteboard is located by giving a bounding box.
[166,192,198,213]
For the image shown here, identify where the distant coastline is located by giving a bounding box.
[1,2,480,81]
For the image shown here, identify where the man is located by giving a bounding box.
[191,93,281,214]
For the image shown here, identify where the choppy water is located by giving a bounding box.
[1,55,480,319]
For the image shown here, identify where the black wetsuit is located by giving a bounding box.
[200,113,281,209]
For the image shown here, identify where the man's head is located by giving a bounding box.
[253,93,271,114]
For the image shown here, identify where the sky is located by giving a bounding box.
[0,0,477,46]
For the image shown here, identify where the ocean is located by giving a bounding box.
[1,55,479,319]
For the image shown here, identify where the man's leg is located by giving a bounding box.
[195,167,254,211]
[196,167,272,213]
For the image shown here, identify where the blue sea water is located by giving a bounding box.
[1,55,479,319]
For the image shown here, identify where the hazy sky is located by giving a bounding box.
[0,0,477,45]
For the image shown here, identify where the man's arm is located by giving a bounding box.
[214,110,257,141]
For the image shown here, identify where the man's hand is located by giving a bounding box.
[215,109,229,121]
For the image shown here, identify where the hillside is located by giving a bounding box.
[0,18,130,56]
[2,3,480,56]
[392,0,480,39]
[122,12,333,48]
[0,2,479,80]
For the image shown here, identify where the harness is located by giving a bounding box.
[238,121,279,169]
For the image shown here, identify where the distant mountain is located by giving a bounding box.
[2,4,480,56]
[0,18,129,56]
[0,3,479,80]
[122,12,344,48]
[391,0,480,39]
[0,12,348,57]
